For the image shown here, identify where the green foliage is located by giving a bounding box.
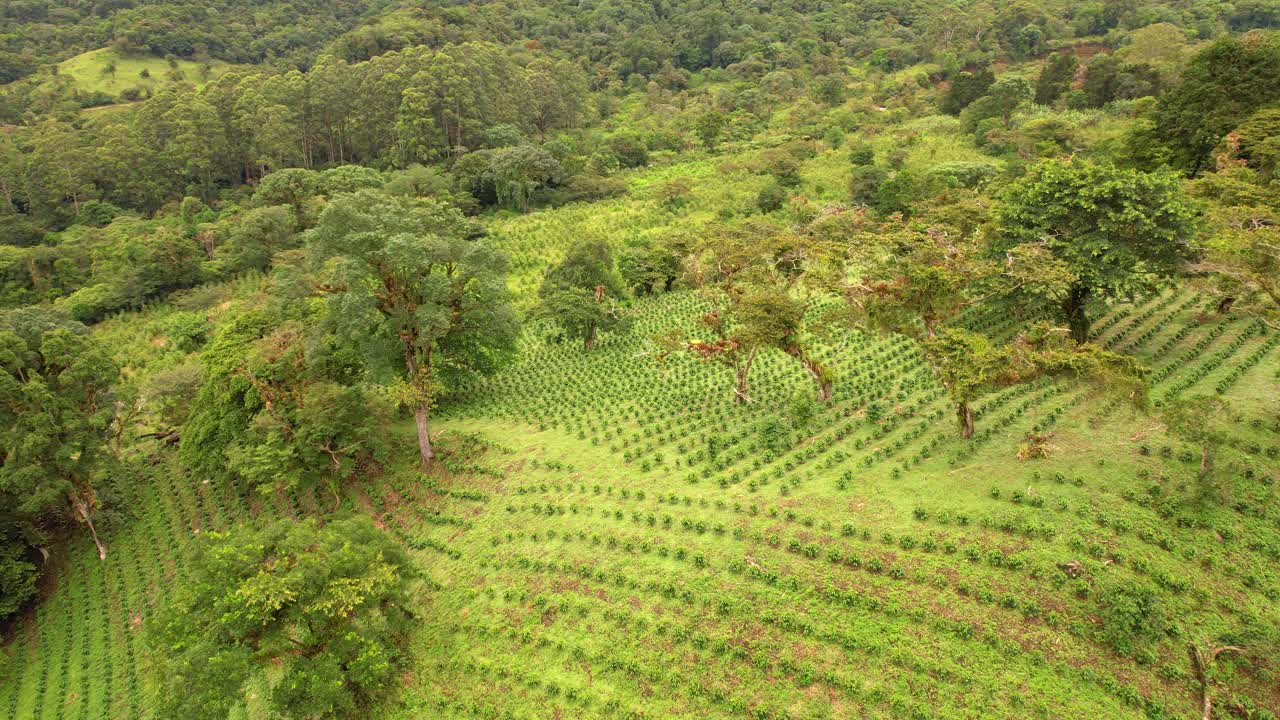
[848,165,888,207]
[994,159,1201,342]
[489,146,564,213]
[179,310,278,481]
[926,162,998,190]
[1154,33,1280,174]
[153,310,212,353]
[1231,108,1280,177]
[537,240,630,349]
[940,69,994,115]
[321,165,386,195]
[695,111,726,150]
[481,124,528,149]
[0,537,38,621]
[214,205,296,275]
[756,181,788,213]
[1035,53,1078,106]
[1095,579,1166,655]
[617,238,679,296]
[605,132,650,168]
[149,516,416,720]
[0,307,118,558]
[254,169,322,220]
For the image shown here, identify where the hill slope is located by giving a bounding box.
[1,159,1277,716]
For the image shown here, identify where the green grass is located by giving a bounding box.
[56,48,240,100]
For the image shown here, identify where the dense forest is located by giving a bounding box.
[2,0,1280,718]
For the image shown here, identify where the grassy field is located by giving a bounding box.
[56,48,239,99]
[1,144,1278,719]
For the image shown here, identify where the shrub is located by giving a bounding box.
[756,181,787,213]
[1095,580,1166,654]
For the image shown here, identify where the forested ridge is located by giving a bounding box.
[1,0,1280,718]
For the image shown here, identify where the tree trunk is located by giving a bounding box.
[1188,643,1243,720]
[957,402,975,440]
[584,324,597,351]
[71,493,106,561]
[786,345,832,402]
[733,366,749,404]
[1063,285,1091,344]
[1189,645,1214,720]
[414,405,435,465]
[732,348,758,404]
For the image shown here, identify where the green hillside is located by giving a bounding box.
[57,48,240,100]
[2,1,1280,719]
[1,150,1278,719]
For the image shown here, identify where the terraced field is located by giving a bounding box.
[4,275,1276,719]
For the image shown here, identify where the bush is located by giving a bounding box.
[567,174,628,202]
[1096,580,1166,654]
[927,161,999,190]
[756,181,787,213]
[76,200,126,228]
[605,132,649,168]
[848,143,875,166]
[153,311,212,353]
[0,540,38,621]
[849,165,888,206]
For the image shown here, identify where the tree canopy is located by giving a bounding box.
[994,159,1201,343]
[148,515,416,720]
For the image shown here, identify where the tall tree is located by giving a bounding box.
[1035,53,1078,105]
[993,159,1200,343]
[488,145,563,213]
[1154,33,1280,176]
[0,308,119,560]
[537,239,629,350]
[307,191,518,464]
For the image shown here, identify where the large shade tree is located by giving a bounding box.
[307,190,518,464]
[993,159,1200,343]
[840,211,1140,438]
[0,308,119,560]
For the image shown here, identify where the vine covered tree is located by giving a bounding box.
[1195,203,1280,325]
[1163,394,1233,488]
[307,190,518,464]
[660,221,839,403]
[994,159,1201,343]
[926,323,1144,438]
